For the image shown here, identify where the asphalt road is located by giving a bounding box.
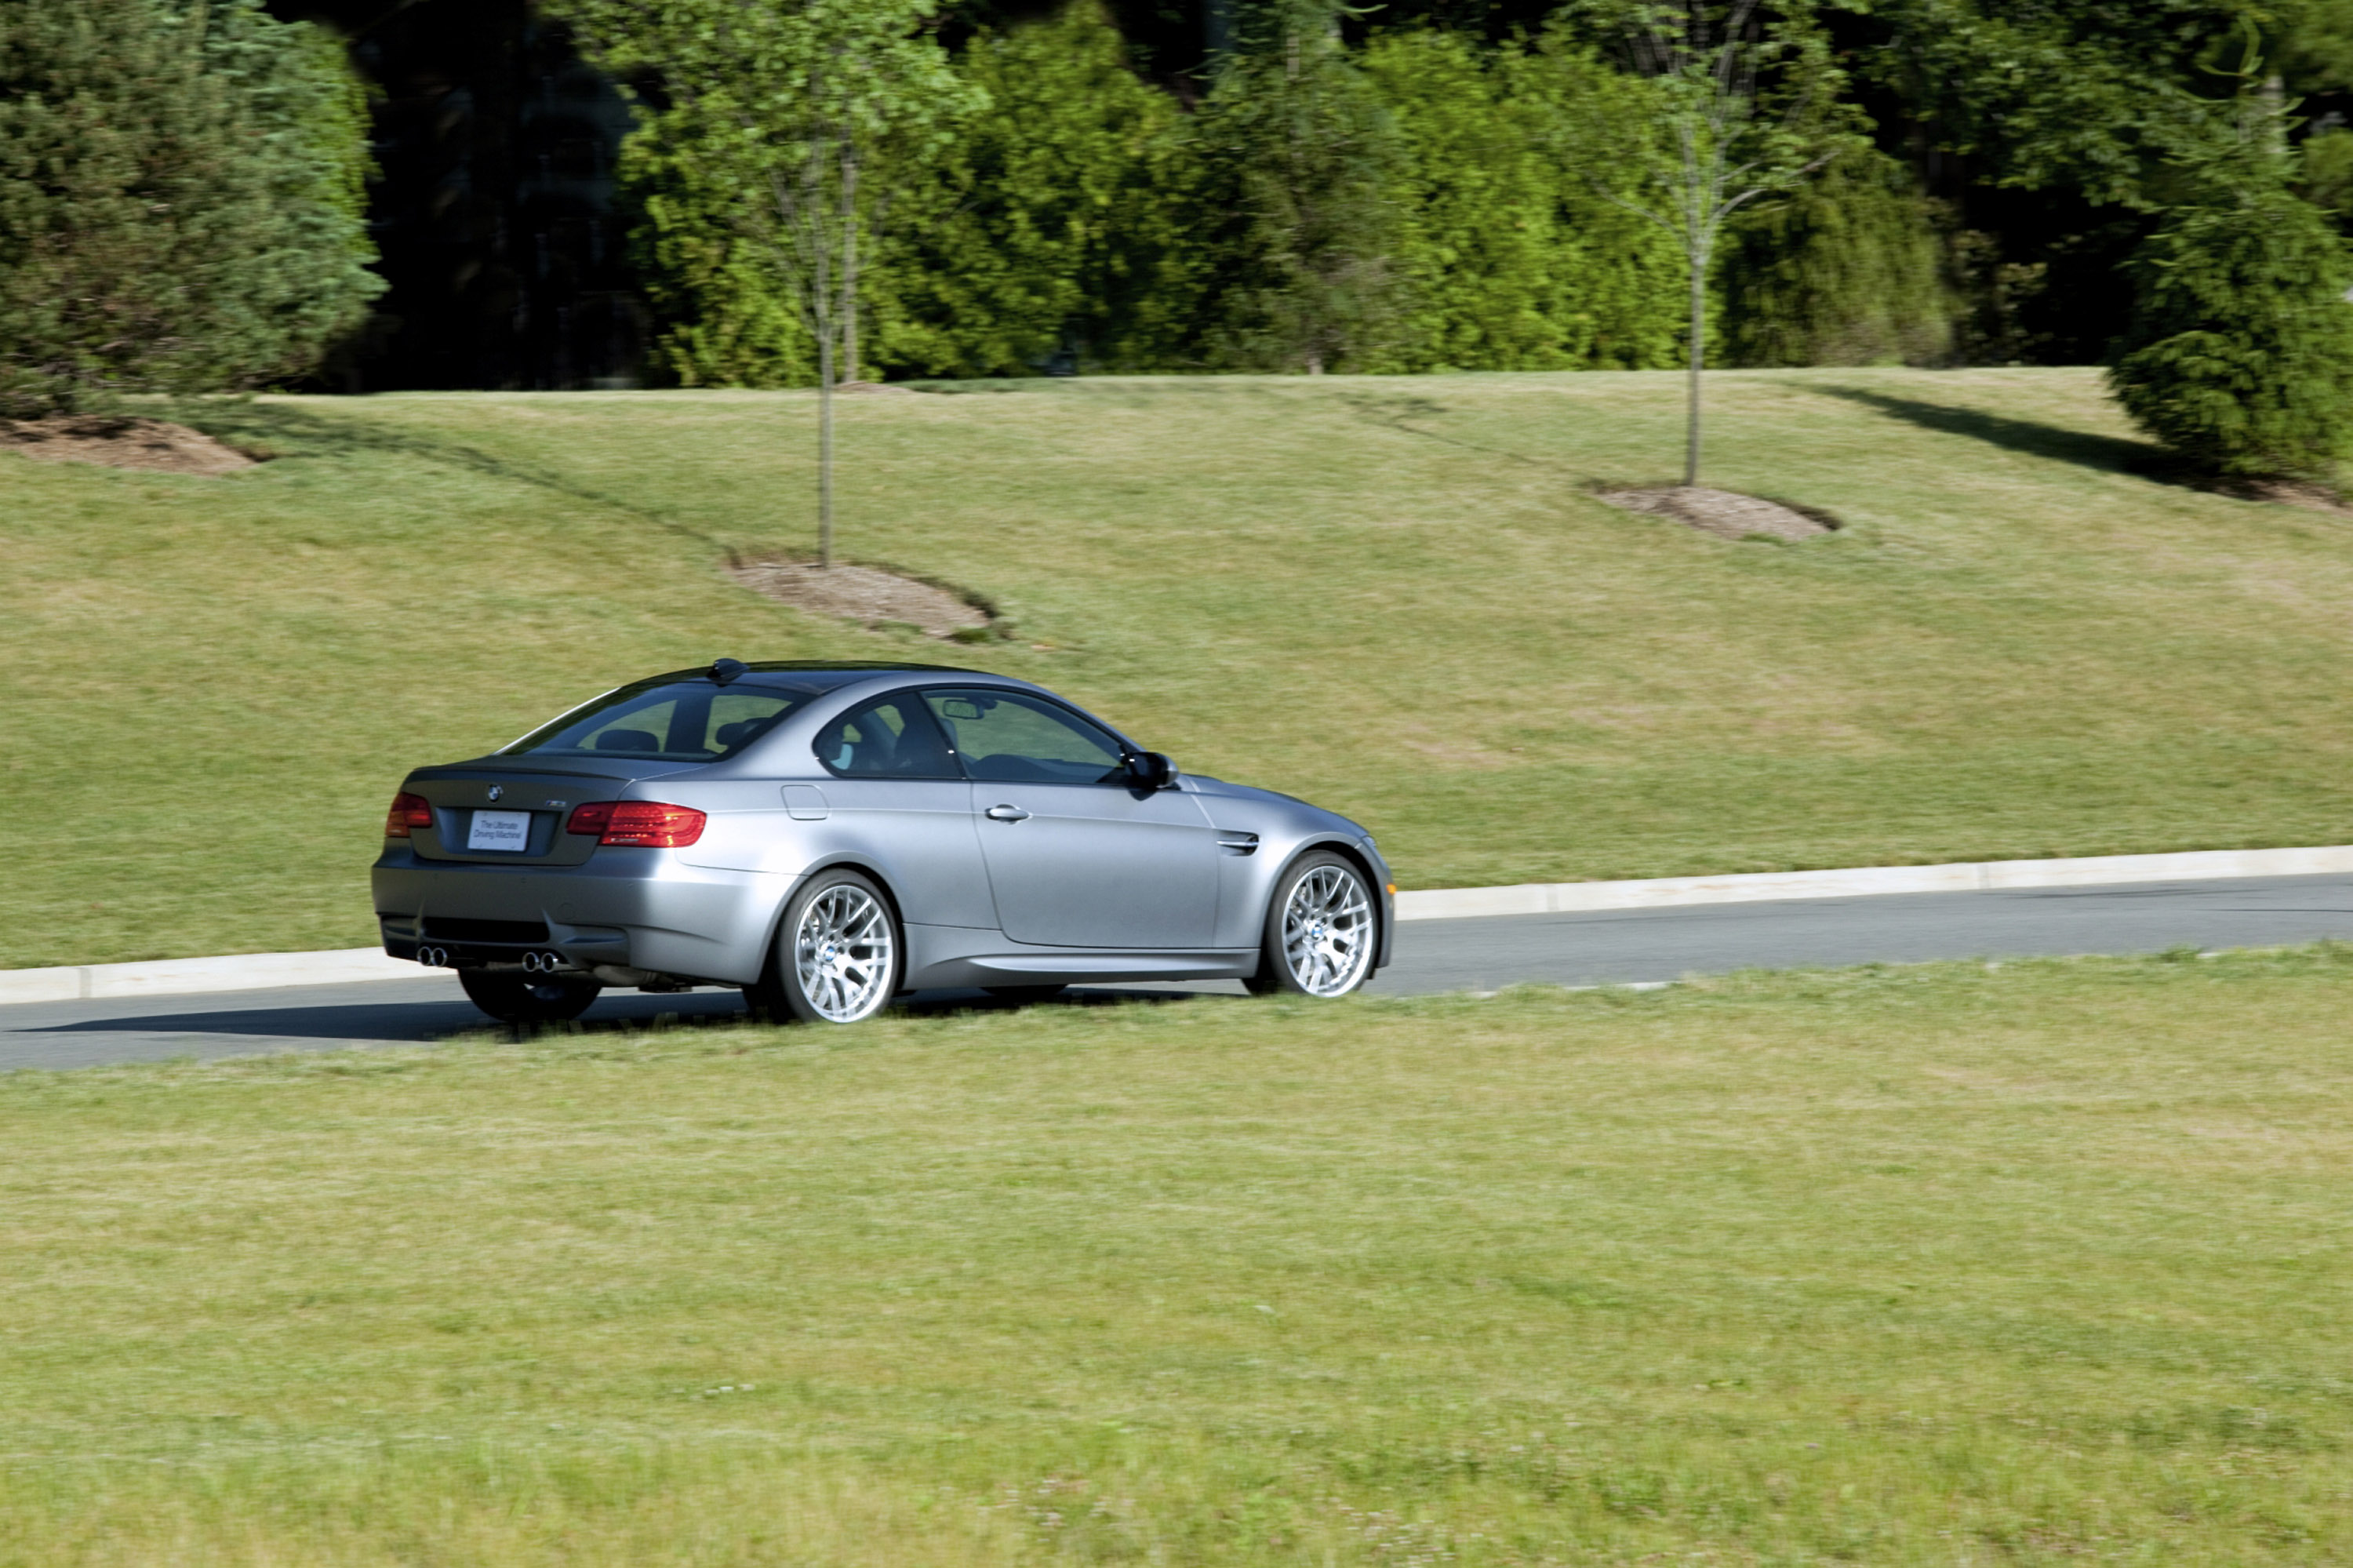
[9,871,2353,1072]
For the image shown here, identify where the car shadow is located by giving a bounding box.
[17,983,1237,1050]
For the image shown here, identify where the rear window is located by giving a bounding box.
[502,682,812,762]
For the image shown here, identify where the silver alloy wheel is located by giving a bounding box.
[793,883,896,1023]
[1280,864,1374,996]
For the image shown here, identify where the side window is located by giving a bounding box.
[813,695,959,779]
[924,689,1127,784]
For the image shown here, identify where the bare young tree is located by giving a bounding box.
[1595,1,1848,486]
[762,91,867,569]
[555,0,976,568]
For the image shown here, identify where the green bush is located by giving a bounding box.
[877,2,1199,377]
[618,118,815,389]
[1717,144,1956,368]
[1189,0,1413,373]
[0,0,380,416]
[2109,163,2353,478]
[1362,29,1688,372]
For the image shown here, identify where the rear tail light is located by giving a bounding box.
[569,799,705,848]
[566,801,616,836]
[384,791,433,838]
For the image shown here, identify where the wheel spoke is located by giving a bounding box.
[1279,864,1372,997]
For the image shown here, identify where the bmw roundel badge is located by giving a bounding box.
[487,784,504,802]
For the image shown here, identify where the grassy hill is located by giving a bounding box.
[7,367,2353,968]
[7,950,2353,1562]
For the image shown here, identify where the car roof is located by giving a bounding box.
[646,660,980,682]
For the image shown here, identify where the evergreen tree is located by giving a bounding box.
[1716,144,1955,367]
[2109,159,2353,477]
[0,0,380,416]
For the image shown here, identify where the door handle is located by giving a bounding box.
[985,804,1031,822]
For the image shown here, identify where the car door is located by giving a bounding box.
[922,687,1220,948]
[809,693,995,930]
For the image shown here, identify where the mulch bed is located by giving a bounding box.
[0,416,256,475]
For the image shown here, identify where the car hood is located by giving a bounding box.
[1186,773,1371,838]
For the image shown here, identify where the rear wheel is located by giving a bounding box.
[983,984,1068,1006]
[459,970,599,1024]
[746,869,903,1024]
[1245,851,1377,998]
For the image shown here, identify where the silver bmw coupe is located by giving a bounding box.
[374,660,1393,1024]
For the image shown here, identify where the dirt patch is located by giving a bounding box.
[2217,477,2353,517]
[728,558,993,639]
[1595,486,1832,542]
[0,416,257,476]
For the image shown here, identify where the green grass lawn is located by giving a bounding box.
[7,950,2353,1563]
[9,368,2353,967]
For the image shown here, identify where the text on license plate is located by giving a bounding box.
[467,809,532,851]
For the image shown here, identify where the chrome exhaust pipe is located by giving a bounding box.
[521,950,571,974]
[417,945,448,967]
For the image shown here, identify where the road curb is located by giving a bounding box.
[1391,844,2353,921]
[0,949,429,1006]
[9,843,2353,1006]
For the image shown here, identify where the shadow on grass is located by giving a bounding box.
[19,984,1224,1059]
[1817,385,2160,475]
[168,398,733,554]
[1337,391,1590,476]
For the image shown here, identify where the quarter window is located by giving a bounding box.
[923,689,1127,784]
[504,683,803,761]
[814,696,960,779]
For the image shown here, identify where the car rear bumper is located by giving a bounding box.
[371,845,796,984]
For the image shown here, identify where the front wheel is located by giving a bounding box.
[746,869,904,1024]
[459,970,600,1024]
[1245,850,1378,998]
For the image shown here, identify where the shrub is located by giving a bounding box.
[1717,145,1956,368]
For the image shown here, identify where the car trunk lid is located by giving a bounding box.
[401,760,692,865]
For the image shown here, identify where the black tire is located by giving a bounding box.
[983,984,1068,1006]
[1246,849,1378,998]
[459,970,599,1024]
[744,868,904,1024]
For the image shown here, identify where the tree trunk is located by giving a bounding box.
[818,326,835,569]
[1686,236,1706,489]
[841,143,861,386]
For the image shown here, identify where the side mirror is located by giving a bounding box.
[1126,751,1178,789]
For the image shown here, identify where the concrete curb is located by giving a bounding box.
[0,948,428,1006]
[1391,844,2353,921]
[8,843,2352,1006]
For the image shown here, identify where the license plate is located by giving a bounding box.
[467,809,532,852]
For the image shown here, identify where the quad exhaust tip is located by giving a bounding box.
[413,946,572,972]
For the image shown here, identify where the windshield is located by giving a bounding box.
[503,681,814,762]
